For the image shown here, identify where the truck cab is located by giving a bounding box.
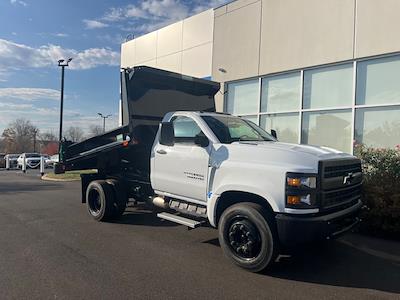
[59,66,362,272]
[151,111,362,271]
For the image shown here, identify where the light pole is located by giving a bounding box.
[32,128,38,152]
[58,58,72,144]
[98,113,111,133]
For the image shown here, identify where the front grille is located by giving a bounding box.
[324,163,362,178]
[319,158,362,212]
[322,184,361,209]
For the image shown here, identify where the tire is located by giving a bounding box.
[86,180,115,221]
[106,179,128,218]
[218,202,279,272]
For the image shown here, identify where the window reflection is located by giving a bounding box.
[357,55,400,105]
[261,73,300,112]
[227,80,259,115]
[355,106,400,148]
[303,64,353,109]
[260,113,299,144]
[302,110,352,153]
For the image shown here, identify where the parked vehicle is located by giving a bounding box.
[57,66,362,272]
[17,153,41,169]
[45,154,59,168]
[0,153,5,168]
[4,154,20,169]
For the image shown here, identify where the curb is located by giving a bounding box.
[41,174,80,182]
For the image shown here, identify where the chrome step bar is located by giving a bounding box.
[157,212,203,229]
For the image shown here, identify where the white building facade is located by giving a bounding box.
[121,0,400,153]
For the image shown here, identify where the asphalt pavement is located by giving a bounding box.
[0,169,399,299]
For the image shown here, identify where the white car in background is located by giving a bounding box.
[45,154,59,168]
[4,154,20,169]
[17,153,42,169]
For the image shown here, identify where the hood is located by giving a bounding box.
[213,141,354,173]
[236,141,352,159]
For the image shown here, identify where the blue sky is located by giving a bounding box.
[0,0,225,136]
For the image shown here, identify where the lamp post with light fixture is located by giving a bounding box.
[98,113,112,133]
[58,58,72,144]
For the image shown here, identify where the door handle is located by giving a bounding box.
[156,149,167,155]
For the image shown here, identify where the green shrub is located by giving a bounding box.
[354,145,400,239]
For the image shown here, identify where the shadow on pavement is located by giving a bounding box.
[203,237,399,294]
[111,205,178,227]
[265,240,400,294]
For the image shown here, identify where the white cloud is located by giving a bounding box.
[10,0,27,6]
[0,88,60,101]
[0,39,120,73]
[0,102,33,110]
[0,106,119,135]
[83,19,109,29]
[54,33,69,38]
[97,0,229,36]
[192,0,228,14]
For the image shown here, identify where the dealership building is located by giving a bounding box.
[121,0,400,153]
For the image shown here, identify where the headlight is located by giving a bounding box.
[286,173,318,209]
[287,175,316,188]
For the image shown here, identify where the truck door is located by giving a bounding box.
[152,116,210,202]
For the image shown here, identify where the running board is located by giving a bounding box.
[157,212,203,229]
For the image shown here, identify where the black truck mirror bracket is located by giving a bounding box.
[271,129,278,139]
[194,134,209,147]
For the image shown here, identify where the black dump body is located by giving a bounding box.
[60,66,220,183]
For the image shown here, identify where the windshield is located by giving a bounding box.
[201,115,276,144]
[26,153,40,158]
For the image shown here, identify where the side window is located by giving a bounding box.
[172,116,202,144]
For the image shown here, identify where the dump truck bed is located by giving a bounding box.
[60,66,220,179]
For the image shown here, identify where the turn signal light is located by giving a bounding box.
[122,140,129,147]
[287,195,301,205]
[287,178,301,187]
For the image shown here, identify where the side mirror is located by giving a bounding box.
[194,134,209,147]
[160,122,174,146]
[271,129,278,139]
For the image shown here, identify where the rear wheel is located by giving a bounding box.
[218,202,278,272]
[86,180,115,221]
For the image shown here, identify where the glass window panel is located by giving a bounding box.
[356,55,400,105]
[303,64,353,109]
[260,113,299,144]
[226,79,259,115]
[241,115,258,125]
[301,110,352,153]
[172,116,201,143]
[261,72,300,112]
[355,106,400,149]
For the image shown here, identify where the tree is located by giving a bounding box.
[39,131,57,143]
[88,125,103,138]
[65,126,84,143]
[39,131,58,155]
[1,119,39,153]
[0,138,5,153]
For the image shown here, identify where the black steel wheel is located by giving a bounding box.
[218,202,278,272]
[86,180,115,222]
[227,217,262,259]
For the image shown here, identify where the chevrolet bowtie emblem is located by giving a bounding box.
[343,172,354,185]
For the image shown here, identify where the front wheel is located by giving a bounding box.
[218,202,278,272]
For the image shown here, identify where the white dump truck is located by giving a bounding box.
[57,66,362,272]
